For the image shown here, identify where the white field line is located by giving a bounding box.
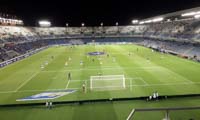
[185,79,194,83]
[152,64,195,84]
[65,80,71,89]
[72,82,200,90]
[167,70,194,84]
[92,78,125,81]
[15,71,40,92]
[139,78,149,85]
[24,67,196,86]
[130,82,200,87]
[91,75,125,78]
[134,71,149,85]
[126,78,142,80]
[66,78,134,82]
[85,80,87,92]
[91,86,126,89]
[1,80,200,94]
[128,77,148,85]
[91,88,126,91]
[0,88,69,94]
[123,75,126,88]
[41,66,161,73]
[69,80,88,82]
[90,77,92,90]
[0,81,200,94]
[130,79,132,91]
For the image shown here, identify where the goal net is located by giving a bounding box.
[90,75,126,91]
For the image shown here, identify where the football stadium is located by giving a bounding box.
[0,2,200,120]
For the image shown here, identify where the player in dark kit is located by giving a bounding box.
[68,72,71,81]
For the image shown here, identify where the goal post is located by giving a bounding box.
[90,75,126,91]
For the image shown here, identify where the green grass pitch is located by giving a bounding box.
[0,44,200,120]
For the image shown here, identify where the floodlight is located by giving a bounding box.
[181,12,196,17]
[18,20,23,23]
[116,22,119,26]
[167,19,171,22]
[132,20,139,24]
[152,17,164,22]
[100,22,103,26]
[39,20,51,27]
[81,23,85,27]
[139,21,144,24]
[144,20,152,23]
[181,11,200,17]
[194,14,200,19]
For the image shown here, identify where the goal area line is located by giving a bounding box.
[90,74,125,78]
[91,78,125,81]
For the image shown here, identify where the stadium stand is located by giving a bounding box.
[1,15,200,64]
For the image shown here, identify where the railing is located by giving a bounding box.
[126,106,200,120]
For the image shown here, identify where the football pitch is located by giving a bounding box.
[0,44,200,120]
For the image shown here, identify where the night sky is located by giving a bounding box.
[0,0,200,26]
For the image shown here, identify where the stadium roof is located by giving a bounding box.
[141,7,200,22]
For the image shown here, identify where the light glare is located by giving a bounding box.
[39,21,51,26]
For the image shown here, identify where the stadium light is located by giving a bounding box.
[181,11,200,17]
[132,20,139,24]
[144,20,152,23]
[139,21,145,24]
[194,14,200,19]
[140,17,164,24]
[152,17,164,22]
[39,20,51,27]
[167,19,171,22]
[81,23,85,27]
[116,22,119,26]
[19,20,23,23]
[66,23,69,27]
[181,12,196,17]
[0,16,23,25]
[100,22,103,27]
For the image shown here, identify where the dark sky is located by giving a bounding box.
[0,0,200,26]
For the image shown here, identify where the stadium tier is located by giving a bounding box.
[1,18,200,63]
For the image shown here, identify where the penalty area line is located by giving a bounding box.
[0,82,200,94]
[65,80,71,89]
